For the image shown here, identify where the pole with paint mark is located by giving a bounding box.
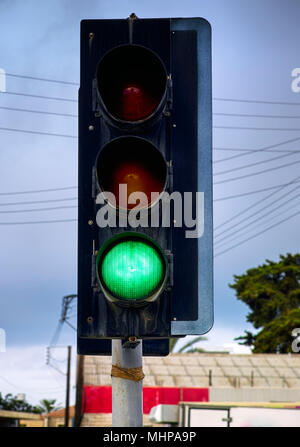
[111,339,143,427]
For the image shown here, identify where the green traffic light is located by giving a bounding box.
[100,238,165,301]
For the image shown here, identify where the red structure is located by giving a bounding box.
[83,386,209,414]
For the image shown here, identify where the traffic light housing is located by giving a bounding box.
[77,16,213,356]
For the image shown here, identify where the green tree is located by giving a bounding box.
[170,336,207,353]
[230,253,300,353]
[0,393,43,413]
[37,398,61,414]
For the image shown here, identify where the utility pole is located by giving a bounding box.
[74,354,84,427]
[111,340,143,427]
[65,345,71,427]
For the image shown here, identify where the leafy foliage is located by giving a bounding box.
[36,399,62,414]
[0,393,43,413]
[170,336,207,353]
[230,253,300,353]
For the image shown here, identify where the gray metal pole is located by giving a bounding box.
[65,345,71,427]
[112,339,143,427]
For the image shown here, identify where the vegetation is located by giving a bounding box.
[0,394,61,414]
[230,253,300,353]
[0,393,42,413]
[170,335,207,353]
[36,398,62,414]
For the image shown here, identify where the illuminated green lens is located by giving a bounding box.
[101,239,164,300]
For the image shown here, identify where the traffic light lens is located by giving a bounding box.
[97,45,167,122]
[97,137,167,209]
[99,238,166,301]
[119,82,158,122]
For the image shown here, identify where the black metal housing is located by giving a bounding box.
[77,17,213,356]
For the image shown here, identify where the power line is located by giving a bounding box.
[214,112,300,119]
[0,374,65,393]
[6,72,78,86]
[50,322,63,347]
[0,125,298,147]
[214,174,300,231]
[214,97,300,106]
[215,196,300,251]
[0,177,298,201]
[0,186,77,196]
[214,158,300,185]
[47,368,66,389]
[0,375,20,389]
[4,91,77,102]
[214,151,297,177]
[0,105,77,118]
[25,387,66,395]
[214,209,300,258]
[214,125,300,131]
[2,122,298,140]
[214,147,300,153]
[214,180,300,201]
[0,179,299,213]
[0,218,77,225]
[4,105,300,120]
[0,205,77,214]
[215,187,300,248]
[50,355,68,363]
[4,76,300,106]
[4,72,300,109]
[64,320,76,331]
[47,362,66,376]
[0,197,77,206]
[214,149,300,164]
[214,136,300,164]
[0,126,77,139]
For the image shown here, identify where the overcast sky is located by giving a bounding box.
[0,0,300,406]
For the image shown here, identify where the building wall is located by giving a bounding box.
[19,419,44,427]
[80,353,300,427]
[81,413,155,427]
[210,387,300,403]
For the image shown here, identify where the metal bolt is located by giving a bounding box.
[173,124,177,128]
[88,220,93,225]
[88,125,94,131]
[173,317,177,321]
[89,32,94,39]
[129,336,137,343]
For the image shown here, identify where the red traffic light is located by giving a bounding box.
[96,136,167,209]
[118,82,158,122]
[97,44,167,122]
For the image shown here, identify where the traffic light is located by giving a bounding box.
[77,16,213,356]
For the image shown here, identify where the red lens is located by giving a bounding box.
[118,82,158,122]
[97,45,167,122]
[97,137,167,209]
